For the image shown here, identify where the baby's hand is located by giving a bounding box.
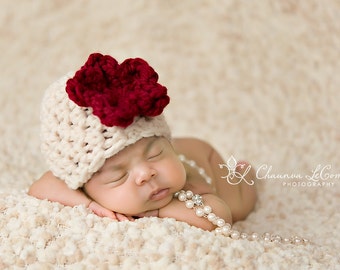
[88,201,134,221]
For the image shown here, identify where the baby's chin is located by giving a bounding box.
[127,196,174,217]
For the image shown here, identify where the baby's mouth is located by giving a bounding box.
[149,188,169,201]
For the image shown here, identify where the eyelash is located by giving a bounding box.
[148,149,163,159]
[111,172,127,183]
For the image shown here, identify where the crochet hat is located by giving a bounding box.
[40,53,171,189]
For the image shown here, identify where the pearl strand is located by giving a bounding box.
[177,154,309,245]
[174,190,309,245]
[178,154,212,184]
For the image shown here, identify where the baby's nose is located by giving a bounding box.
[135,165,157,185]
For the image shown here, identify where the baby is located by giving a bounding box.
[28,53,257,231]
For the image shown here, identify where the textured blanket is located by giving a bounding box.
[1,1,339,269]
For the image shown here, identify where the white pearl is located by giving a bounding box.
[186,190,193,199]
[185,200,194,209]
[203,206,212,214]
[283,238,291,244]
[231,230,240,239]
[178,193,187,201]
[216,218,225,227]
[262,232,271,242]
[189,160,196,167]
[207,213,216,222]
[215,227,222,234]
[198,168,205,175]
[241,233,248,240]
[251,233,259,241]
[224,223,231,230]
[272,235,282,243]
[195,207,205,217]
[212,218,219,225]
[294,237,302,245]
[222,225,231,235]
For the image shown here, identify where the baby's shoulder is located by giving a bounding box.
[172,137,213,158]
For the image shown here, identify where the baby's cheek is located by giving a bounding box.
[106,195,144,216]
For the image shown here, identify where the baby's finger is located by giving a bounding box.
[96,209,117,220]
[116,213,134,221]
[104,210,118,220]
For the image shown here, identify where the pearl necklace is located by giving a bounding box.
[176,154,309,245]
[178,154,212,184]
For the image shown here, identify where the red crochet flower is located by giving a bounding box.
[66,53,170,127]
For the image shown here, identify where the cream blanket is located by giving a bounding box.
[0,1,339,269]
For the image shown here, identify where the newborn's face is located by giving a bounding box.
[84,137,186,216]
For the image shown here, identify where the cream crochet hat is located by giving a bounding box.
[40,53,171,189]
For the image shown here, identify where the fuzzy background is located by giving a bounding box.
[0,1,339,269]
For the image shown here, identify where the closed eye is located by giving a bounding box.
[147,149,163,160]
[109,173,128,184]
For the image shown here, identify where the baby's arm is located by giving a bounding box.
[209,147,257,222]
[29,172,91,207]
[173,137,257,222]
[158,193,232,231]
[28,172,130,221]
